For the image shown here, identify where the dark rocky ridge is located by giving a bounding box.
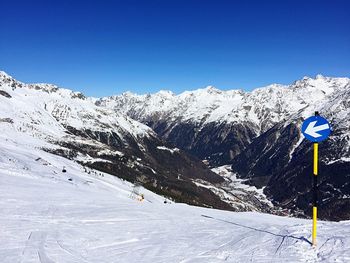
[0,90,12,98]
[230,119,350,221]
[49,126,231,211]
[135,113,350,221]
[145,119,258,167]
[140,112,350,221]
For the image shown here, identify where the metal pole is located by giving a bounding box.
[312,111,319,247]
[312,142,318,247]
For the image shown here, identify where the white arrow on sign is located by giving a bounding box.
[304,121,330,138]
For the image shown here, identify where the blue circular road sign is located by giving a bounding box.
[301,116,331,142]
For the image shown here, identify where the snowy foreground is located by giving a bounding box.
[0,137,349,262]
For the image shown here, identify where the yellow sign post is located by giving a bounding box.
[301,111,331,248]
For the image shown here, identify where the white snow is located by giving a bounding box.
[0,73,154,142]
[212,166,274,208]
[99,75,350,136]
[289,132,304,162]
[156,146,180,154]
[0,136,350,262]
[326,157,350,165]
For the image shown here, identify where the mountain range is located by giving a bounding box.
[1,71,349,220]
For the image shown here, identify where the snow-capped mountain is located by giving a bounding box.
[97,75,350,220]
[98,75,348,128]
[1,70,349,220]
[0,71,238,212]
[97,75,349,165]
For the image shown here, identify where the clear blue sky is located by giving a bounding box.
[1,0,349,97]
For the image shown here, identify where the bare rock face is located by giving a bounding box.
[0,90,12,98]
[145,120,258,166]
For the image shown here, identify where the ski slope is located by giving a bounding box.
[0,135,349,262]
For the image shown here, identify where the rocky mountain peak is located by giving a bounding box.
[155,90,175,97]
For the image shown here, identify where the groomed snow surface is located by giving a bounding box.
[0,136,349,263]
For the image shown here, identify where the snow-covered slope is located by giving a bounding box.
[1,134,349,262]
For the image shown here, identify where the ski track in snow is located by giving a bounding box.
[0,135,350,262]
